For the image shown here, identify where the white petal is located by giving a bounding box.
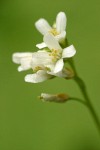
[55,71,67,78]
[55,31,66,42]
[62,45,76,58]
[56,12,67,33]
[31,51,53,69]
[53,59,64,73]
[18,66,24,72]
[36,42,47,49]
[12,52,33,64]
[25,70,52,83]
[35,18,52,35]
[18,58,32,72]
[43,33,62,51]
[48,70,66,78]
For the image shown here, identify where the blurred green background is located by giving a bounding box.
[0,0,100,149]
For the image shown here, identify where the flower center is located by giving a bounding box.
[49,49,61,62]
[33,66,51,73]
[49,29,59,36]
[34,66,43,72]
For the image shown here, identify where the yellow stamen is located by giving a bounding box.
[34,66,42,72]
[49,29,59,36]
[49,49,61,62]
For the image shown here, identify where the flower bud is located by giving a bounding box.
[39,93,69,103]
[64,68,74,79]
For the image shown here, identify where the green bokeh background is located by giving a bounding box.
[0,0,100,149]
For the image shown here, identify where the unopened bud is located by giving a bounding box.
[39,93,69,103]
[64,68,74,79]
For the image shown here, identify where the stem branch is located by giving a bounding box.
[69,58,100,134]
[68,97,87,106]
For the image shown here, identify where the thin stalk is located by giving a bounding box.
[69,58,100,133]
[68,97,87,106]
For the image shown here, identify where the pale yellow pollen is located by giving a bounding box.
[49,49,61,62]
[49,29,59,36]
[45,67,51,71]
[34,66,43,72]
[33,66,51,72]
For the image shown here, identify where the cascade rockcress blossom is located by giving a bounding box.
[35,12,67,49]
[12,11,76,101]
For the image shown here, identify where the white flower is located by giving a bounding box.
[39,93,69,103]
[12,50,72,83]
[12,33,76,83]
[24,33,76,83]
[24,50,70,83]
[24,50,54,83]
[12,50,53,83]
[35,12,67,49]
[12,12,77,85]
[43,33,76,74]
[12,52,33,71]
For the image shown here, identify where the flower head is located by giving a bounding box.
[24,33,76,83]
[24,48,74,83]
[12,12,76,84]
[35,12,67,49]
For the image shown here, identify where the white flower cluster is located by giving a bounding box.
[12,12,76,83]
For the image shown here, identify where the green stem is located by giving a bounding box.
[74,76,100,133]
[68,97,87,106]
[69,58,100,134]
